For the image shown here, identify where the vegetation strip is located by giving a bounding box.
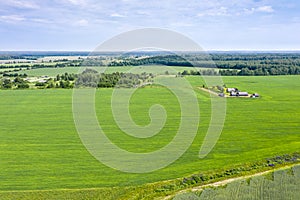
[162,163,300,200]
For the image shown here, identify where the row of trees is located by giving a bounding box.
[0,55,26,60]
[102,54,300,75]
[55,73,76,81]
[0,69,154,90]
[210,53,300,61]
[107,55,193,67]
[181,153,300,186]
[0,62,80,69]
[0,68,24,76]
[178,65,300,76]
[154,152,300,195]
[0,73,76,89]
[34,79,73,89]
[0,77,29,89]
[220,66,300,76]
[2,72,28,77]
[2,53,300,77]
[180,69,219,76]
[75,68,153,88]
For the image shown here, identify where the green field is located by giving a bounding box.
[0,68,20,72]
[13,66,216,77]
[174,164,300,200]
[0,75,299,199]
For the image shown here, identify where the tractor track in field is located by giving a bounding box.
[198,87,220,97]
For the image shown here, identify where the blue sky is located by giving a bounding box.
[0,0,300,51]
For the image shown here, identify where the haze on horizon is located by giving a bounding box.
[0,0,300,51]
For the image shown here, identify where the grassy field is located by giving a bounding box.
[173,164,300,200]
[0,75,299,199]
[0,68,21,72]
[13,66,216,77]
[0,62,64,67]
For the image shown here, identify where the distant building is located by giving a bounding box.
[38,79,48,83]
[227,88,238,93]
[226,87,258,98]
[251,93,260,98]
[230,91,237,96]
[237,92,249,97]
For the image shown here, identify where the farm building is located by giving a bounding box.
[237,92,249,97]
[225,86,259,98]
[227,88,238,93]
[230,91,249,97]
[251,93,260,98]
[230,92,237,96]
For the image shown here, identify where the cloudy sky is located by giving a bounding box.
[0,0,299,51]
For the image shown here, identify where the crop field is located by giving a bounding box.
[0,75,299,199]
[0,68,21,72]
[174,164,300,200]
[13,66,216,77]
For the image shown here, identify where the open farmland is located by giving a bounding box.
[173,164,300,200]
[0,75,299,199]
[9,66,217,77]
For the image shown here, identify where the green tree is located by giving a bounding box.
[2,79,12,89]
[17,83,29,89]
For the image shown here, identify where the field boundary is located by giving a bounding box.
[1,163,298,198]
[160,163,300,200]
[198,87,220,96]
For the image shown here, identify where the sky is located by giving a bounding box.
[0,0,300,51]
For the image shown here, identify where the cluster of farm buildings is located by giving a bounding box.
[225,88,259,98]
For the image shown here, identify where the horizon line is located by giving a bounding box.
[1,49,300,53]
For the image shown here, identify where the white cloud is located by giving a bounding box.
[257,6,274,13]
[0,15,25,23]
[110,13,126,18]
[31,18,52,24]
[66,0,88,6]
[197,7,229,17]
[244,5,274,14]
[4,0,39,9]
[75,19,89,26]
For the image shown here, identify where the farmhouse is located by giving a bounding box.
[227,88,237,93]
[230,92,237,96]
[230,91,249,97]
[237,92,249,97]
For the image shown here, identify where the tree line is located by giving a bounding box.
[95,53,300,75]
[75,68,153,88]
[0,69,154,90]
[0,62,80,69]
[2,53,300,76]
[0,77,29,89]
[179,65,300,76]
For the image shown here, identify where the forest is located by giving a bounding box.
[1,52,300,76]
[104,53,300,76]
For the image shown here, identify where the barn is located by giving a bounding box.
[230,92,237,96]
[237,92,249,97]
[227,88,237,93]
